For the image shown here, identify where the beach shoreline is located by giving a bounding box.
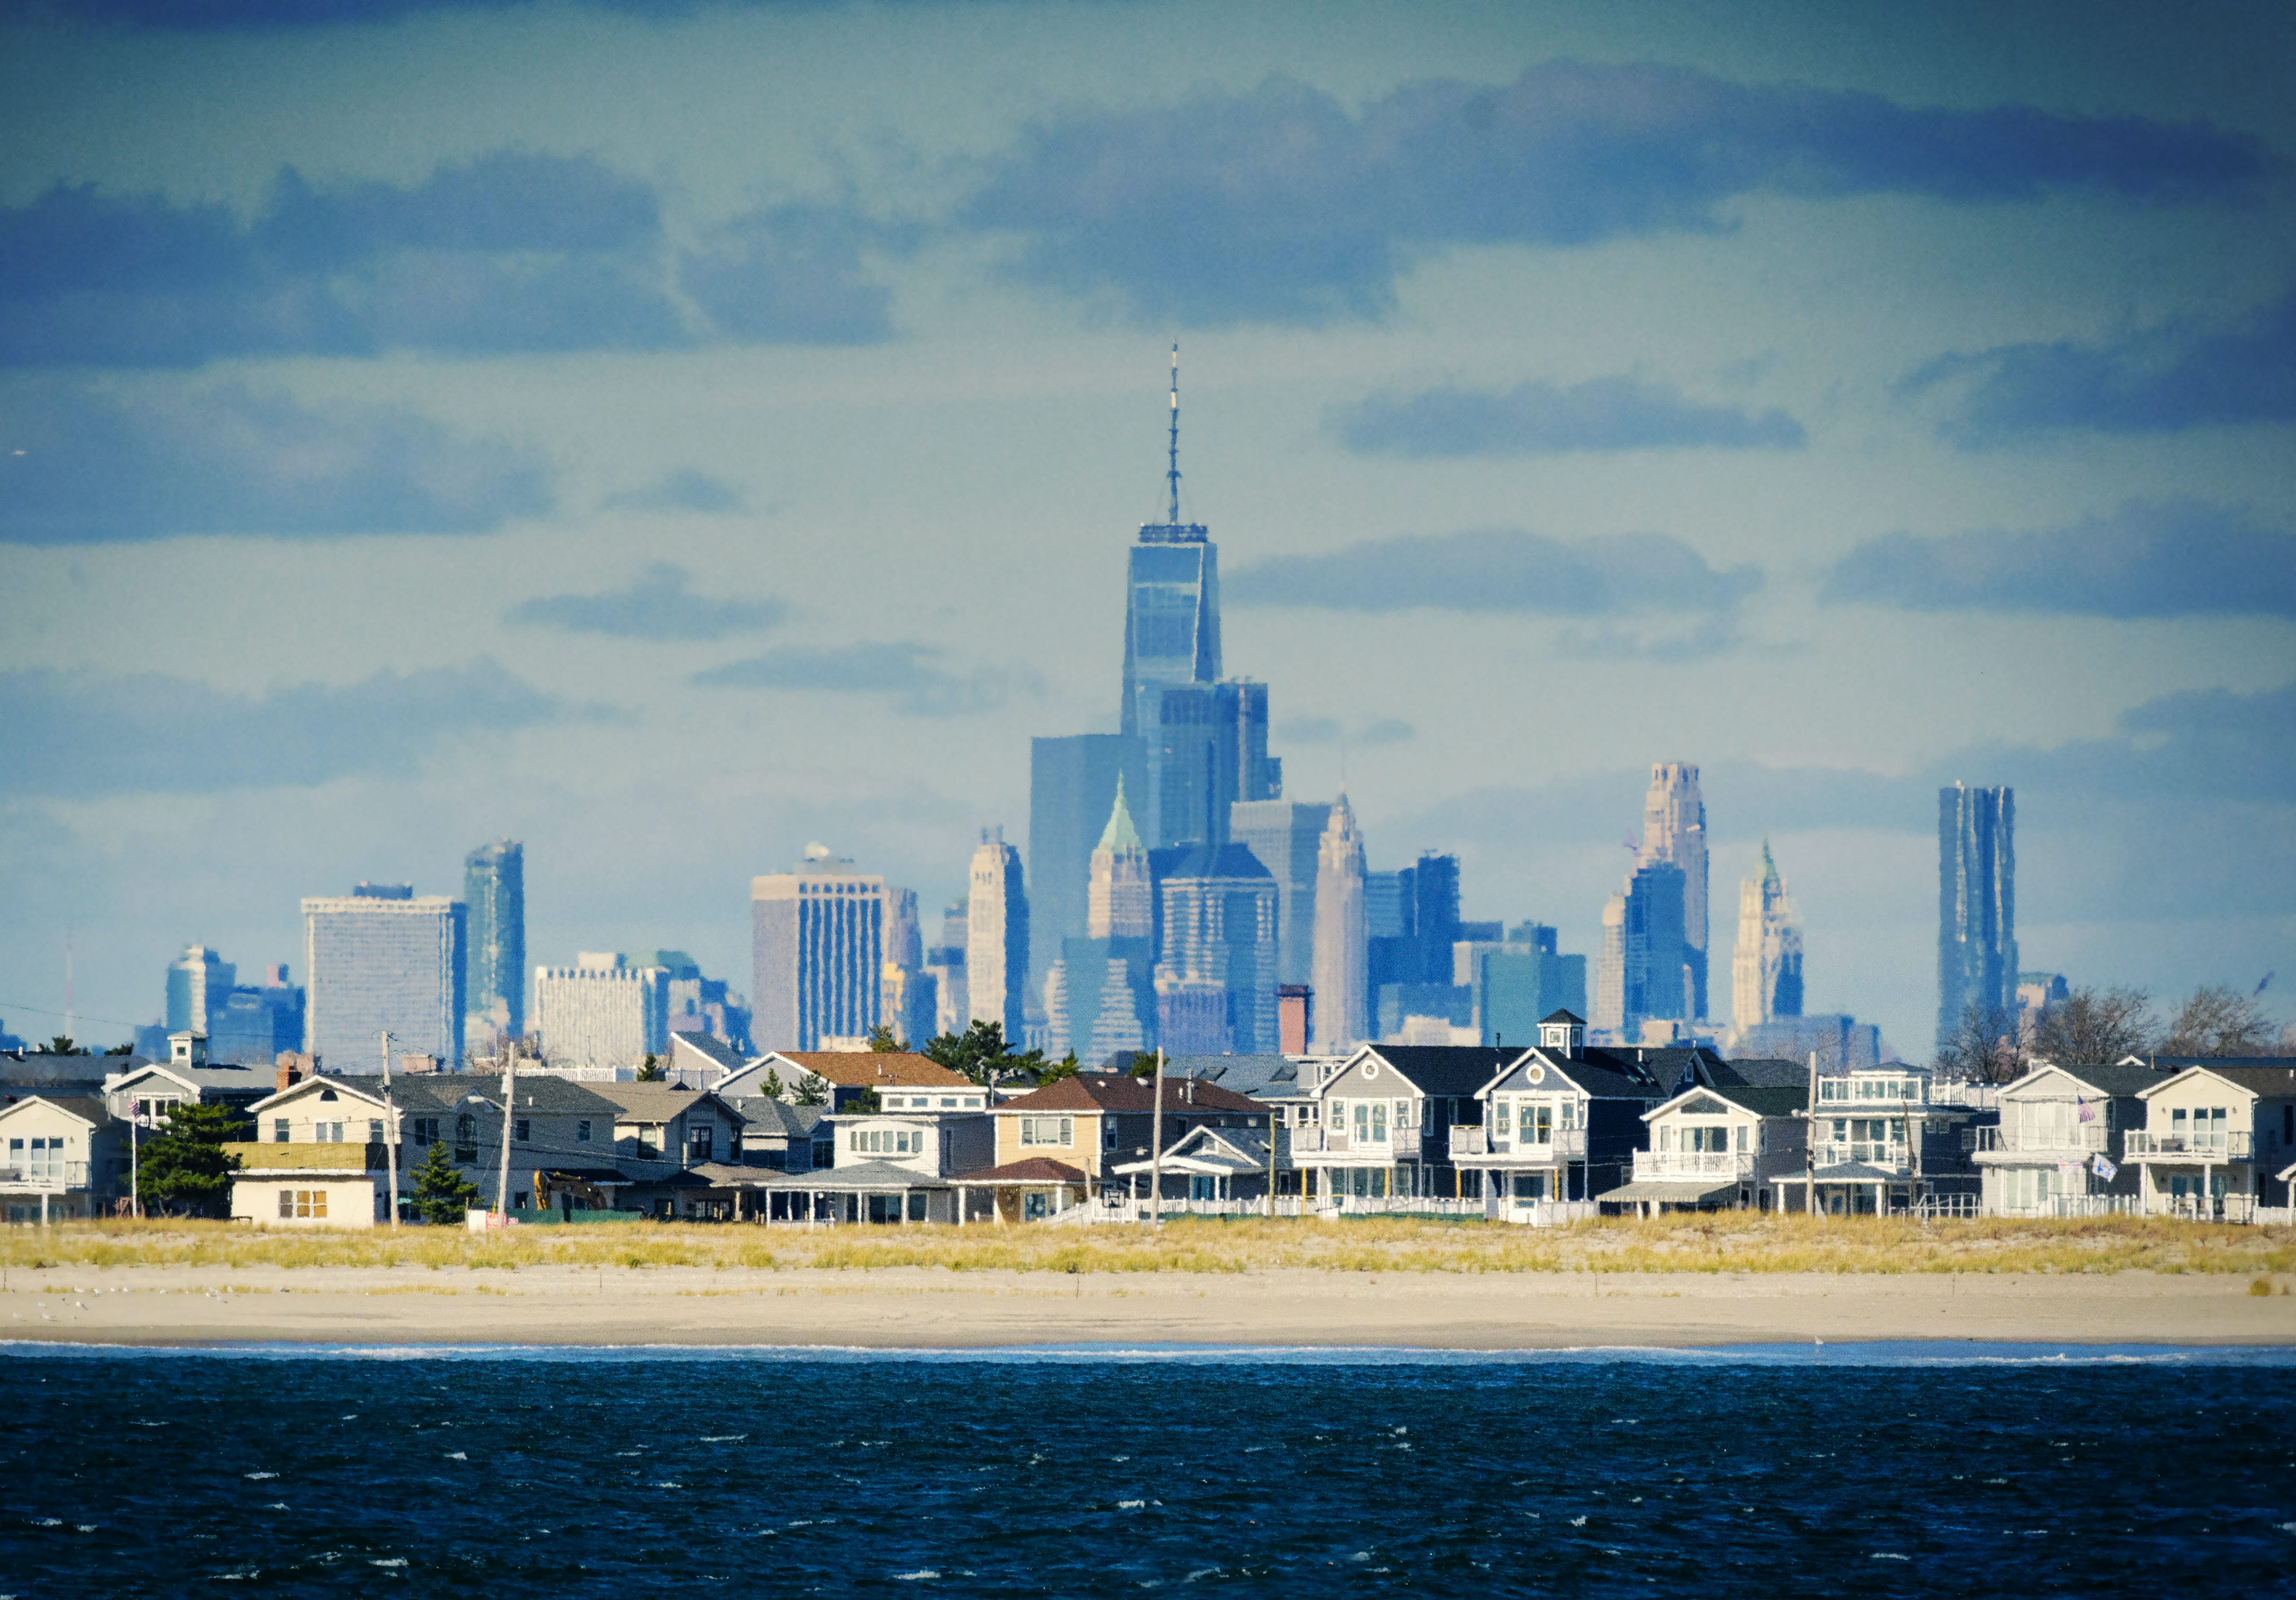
[7,1264,2293,1349]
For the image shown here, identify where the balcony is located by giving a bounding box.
[1812,1141,1911,1172]
[2123,1129,2252,1161]
[1289,1127,1334,1154]
[0,1161,90,1191]
[1973,1124,2106,1155]
[1633,1149,1753,1181]
[224,1141,389,1173]
[1450,1126,1587,1161]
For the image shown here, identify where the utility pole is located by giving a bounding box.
[496,1050,516,1223]
[1266,1105,1277,1220]
[1148,1048,1165,1227]
[129,1095,140,1220]
[380,1032,400,1228]
[1806,1049,1818,1220]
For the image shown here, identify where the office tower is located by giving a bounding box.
[1027,733,1149,1005]
[925,900,968,1040]
[1624,862,1691,1029]
[751,848,887,1051]
[1153,679,1280,850]
[1731,840,1805,1035]
[532,953,670,1067]
[166,945,236,1034]
[1468,923,1585,1049]
[1411,852,1461,984]
[646,950,753,1051]
[303,885,467,1066]
[1938,784,2017,1048]
[205,965,304,1067]
[463,840,525,1041]
[1047,782,1157,1061]
[1593,893,1627,1033]
[1638,764,1709,1019]
[1228,798,1328,986]
[1121,350,1222,751]
[1365,867,1416,995]
[1310,796,1368,1051]
[1151,841,1279,1055]
[1737,1013,1882,1070]
[967,829,1028,1040]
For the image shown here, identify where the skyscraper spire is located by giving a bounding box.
[1167,341,1181,525]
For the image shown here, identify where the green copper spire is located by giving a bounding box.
[1096,772,1143,854]
[1760,838,1781,890]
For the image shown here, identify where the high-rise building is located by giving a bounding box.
[1229,798,1329,986]
[1467,923,1586,1049]
[967,829,1028,1040]
[924,899,968,1041]
[751,848,886,1051]
[1046,780,1156,1063]
[877,888,934,1049]
[166,945,235,1035]
[1027,732,1148,1007]
[1938,784,2017,1048]
[1411,852,1462,985]
[1365,867,1416,996]
[1592,863,1689,1039]
[532,953,670,1068]
[303,885,466,1067]
[645,950,753,1051]
[206,964,304,1067]
[1638,764,1709,1019]
[1309,796,1368,1051]
[1121,352,1222,755]
[1731,840,1804,1035]
[1153,679,1280,849]
[1151,841,1279,1055]
[463,839,525,1041]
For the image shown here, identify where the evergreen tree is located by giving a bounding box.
[760,1067,786,1100]
[866,1023,907,1052]
[136,1101,245,1218]
[791,1072,830,1108]
[410,1139,481,1225]
[636,1053,664,1082]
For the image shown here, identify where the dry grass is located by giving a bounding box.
[3,1213,2292,1277]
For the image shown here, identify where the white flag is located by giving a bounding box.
[2091,1153,2118,1183]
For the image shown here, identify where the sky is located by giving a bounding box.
[2,0,2293,1058]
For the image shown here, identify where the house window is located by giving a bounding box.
[689,1126,714,1162]
[1371,1102,1388,1142]
[1496,1101,1511,1135]
[1021,1117,1073,1147]
[1394,1099,1411,1130]
[368,1119,384,1143]
[1103,1121,1118,1150]
[280,1189,327,1219]
[273,1118,290,1144]
[515,1119,531,1143]
[576,1120,592,1144]
[412,1118,438,1147]
[455,1114,478,1162]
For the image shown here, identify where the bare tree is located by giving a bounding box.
[1934,1001,2025,1084]
[2028,985,2156,1065]
[2160,985,2280,1057]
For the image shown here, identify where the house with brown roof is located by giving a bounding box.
[965,1071,1269,1219]
[728,1051,986,1113]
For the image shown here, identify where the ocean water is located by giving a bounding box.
[5,1343,2294,1596]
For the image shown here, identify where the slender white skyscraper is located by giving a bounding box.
[968,829,1029,1040]
[1086,776,1152,940]
[1638,763,1709,1020]
[1310,796,1367,1051]
[1592,892,1627,1034]
[1731,840,1805,1036]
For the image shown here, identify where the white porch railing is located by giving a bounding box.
[0,1162,90,1190]
[2124,1130,2252,1159]
[1974,1124,2106,1154]
[1502,1199,1599,1227]
[1811,1142,1911,1172]
[1633,1150,1753,1180]
[1450,1127,1587,1160]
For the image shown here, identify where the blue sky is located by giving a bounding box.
[2,0,2292,1054]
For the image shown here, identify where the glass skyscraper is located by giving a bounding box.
[1027,732,1148,1008]
[303,885,467,1067]
[1938,784,2017,1049]
[463,839,525,1040]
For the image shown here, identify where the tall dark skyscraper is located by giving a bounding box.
[1028,732,1148,1006]
[1154,679,1279,848]
[463,839,525,1040]
[1623,861,1690,1026]
[1938,784,2017,1048]
[1411,851,1461,984]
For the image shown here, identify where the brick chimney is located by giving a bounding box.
[275,1050,308,1093]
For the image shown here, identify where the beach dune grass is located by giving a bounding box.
[3,1214,2290,1278]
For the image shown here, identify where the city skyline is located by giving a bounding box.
[3,1,2292,1058]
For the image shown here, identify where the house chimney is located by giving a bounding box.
[275,1050,306,1093]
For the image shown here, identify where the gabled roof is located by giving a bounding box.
[1541,1009,1586,1026]
[1489,1048,1664,1101]
[0,1093,111,1129]
[1703,1056,1810,1090]
[1650,1083,1805,1119]
[589,1082,741,1123]
[1345,1045,1520,1099]
[314,1073,623,1118]
[722,1096,826,1138]
[1161,1054,1300,1099]
[670,1032,746,1074]
[751,1051,970,1090]
[2006,1061,2174,1100]
[105,1060,274,1098]
[998,1072,1264,1117]
[956,1155,1089,1184]
[1109,1122,1271,1176]
[2138,1062,2296,1100]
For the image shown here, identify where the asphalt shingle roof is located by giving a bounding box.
[999,1072,1264,1116]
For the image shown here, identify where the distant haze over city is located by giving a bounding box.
[2,0,2291,1058]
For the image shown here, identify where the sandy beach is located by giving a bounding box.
[5,1264,2292,1348]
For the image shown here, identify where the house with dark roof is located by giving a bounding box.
[1973,1060,2167,1216]
[974,1071,1267,1219]
[1109,1123,1273,1204]
[1784,1062,1985,1216]
[2125,1062,2296,1219]
[1293,1033,1563,1204]
[1449,1012,1667,1211]
[0,1093,124,1224]
[1598,1082,1809,1215]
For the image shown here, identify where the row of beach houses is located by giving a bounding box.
[5,1012,2294,1229]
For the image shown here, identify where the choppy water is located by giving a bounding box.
[5,1343,2293,1595]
